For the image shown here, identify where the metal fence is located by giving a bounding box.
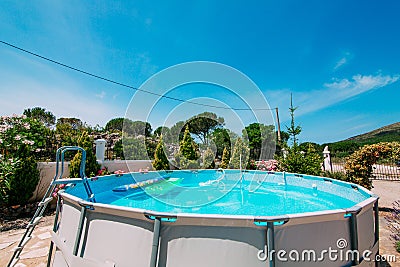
[331,158,400,181]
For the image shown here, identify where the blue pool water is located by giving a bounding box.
[65,170,371,217]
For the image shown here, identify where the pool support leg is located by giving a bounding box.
[46,195,62,267]
[267,222,275,267]
[150,217,161,267]
[374,199,379,258]
[374,200,379,243]
[347,206,361,265]
[72,203,88,256]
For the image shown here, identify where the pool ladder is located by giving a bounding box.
[7,146,95,267]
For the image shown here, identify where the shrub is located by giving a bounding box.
[275,96,323,176]
[0,114,49,160]
[6,155,39,205]
[257,159,278,171]
[179,125,198,161]
[321,171,348,181]
[230,137,250,169]
[69,131,100,178]
[0,115,49,206]
[153,135,170,170]
[247,160,257,170]
[174,125,200,169]
[277,143,322,176]
[202,147,215,169]
[0,157,18,205]
[220,147,230,169]
[345,142,400,189]
[122,137,148,160]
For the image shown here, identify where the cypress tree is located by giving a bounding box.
[220,146,230,169]
[153,135,169,170]
[179,125,198,160]
[230,137,250,169]
[69,131,100,177]
[202,147,215,169]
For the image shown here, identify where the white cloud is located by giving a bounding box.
[265,73,399,121]
[334,52,352,70]
[95,91,106,99]
[334,57,347,70]
[324,74,399,95]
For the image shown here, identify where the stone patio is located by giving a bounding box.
[0,180,399,266]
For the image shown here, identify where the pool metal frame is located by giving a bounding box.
[48,170,379,267]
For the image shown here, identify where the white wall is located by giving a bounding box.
[30,160,153,202]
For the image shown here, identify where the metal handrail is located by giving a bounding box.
[7,146,94,267]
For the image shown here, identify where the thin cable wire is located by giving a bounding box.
[0,40,275,111]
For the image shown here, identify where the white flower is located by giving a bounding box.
[35,148,42,152]
[23,123,30,130]
[14,135,21,141]
[22,140,34,145]
[0,138,2,144]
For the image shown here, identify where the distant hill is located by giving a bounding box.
[346,122,400,144]
[323,122,400,158]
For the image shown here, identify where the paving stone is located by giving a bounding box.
[0,241,15,250]
[30,241,46,249]
[7,229,25,236]
[20,247,48,259]
[37,231,52,240]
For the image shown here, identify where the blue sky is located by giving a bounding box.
[0,0,399,143]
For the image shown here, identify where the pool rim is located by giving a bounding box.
[60,169,379,225]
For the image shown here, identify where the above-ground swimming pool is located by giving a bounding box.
[50,170,379,267]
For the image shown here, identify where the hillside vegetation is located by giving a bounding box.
[323,122,400,158]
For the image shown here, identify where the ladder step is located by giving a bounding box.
[20,236,32,248]
[28,216,43,228]
[53,178,83,184]
[13,246,23,252]
[38,197,53,207]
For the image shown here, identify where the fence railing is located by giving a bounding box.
[330,158,400,181]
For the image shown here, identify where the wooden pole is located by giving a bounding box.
[275,107,281,142]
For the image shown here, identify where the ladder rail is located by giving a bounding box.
[7,146,94,267]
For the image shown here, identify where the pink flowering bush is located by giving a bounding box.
[97,167,110,176]
[0,115,50,205]
[256,159,278,171]
[0,114,49,159]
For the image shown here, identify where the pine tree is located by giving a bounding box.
[277,95,322,175]
[230,138,250,169]
[153,135,170,170]
[220,146,230,169]
[286,93,301,146]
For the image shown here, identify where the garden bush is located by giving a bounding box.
[344,142,400,189]
[220,147,230,169]
[0,115,48,206]
[230,137,250,169]
[6,155,39,205]
[202,147,215,169]
[69,131,100,178]
[153,135,169,170]
[277,143,322,176]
